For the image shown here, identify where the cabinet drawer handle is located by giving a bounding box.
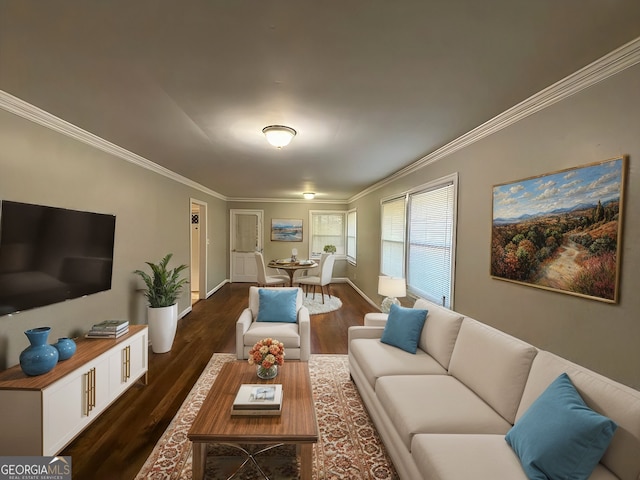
[84,371,90,416]
[122,345,131,382]
[126,345,131,380]
[90,368,96,411]
[84,367,96,415]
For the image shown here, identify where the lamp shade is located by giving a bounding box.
[378,276,406,298]
[262,125,296,148]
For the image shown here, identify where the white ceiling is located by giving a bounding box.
[2,1,640,201]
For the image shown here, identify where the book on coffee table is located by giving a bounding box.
[231,384,283,416]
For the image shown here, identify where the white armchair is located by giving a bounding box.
[236,286,310,361]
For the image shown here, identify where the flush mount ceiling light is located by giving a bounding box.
[262,125,296,148]
[303,192,315,200]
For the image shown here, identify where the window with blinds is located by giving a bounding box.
[347,209,357,264]
[407,178,456,308]
[309,211,346,258]
[380,196,406,278]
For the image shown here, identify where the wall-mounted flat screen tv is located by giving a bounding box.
[0,200,116,316]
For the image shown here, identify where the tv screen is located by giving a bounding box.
[0,200,116,316]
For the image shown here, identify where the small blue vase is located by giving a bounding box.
[53,337,76,361]
[19,327,59,376]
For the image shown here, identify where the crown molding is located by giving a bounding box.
[0,91,227,201]
[229,197,348,204]
[349,36,640,204]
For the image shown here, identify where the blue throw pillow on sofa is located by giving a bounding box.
[256,288,298,323]
[380,303,428,354]
[505,372,617,480]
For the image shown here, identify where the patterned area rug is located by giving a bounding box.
[302,294,342,315]
[136,354,398,480]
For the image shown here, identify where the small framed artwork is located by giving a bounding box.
[271,218,303,242]
[491,156,626,303]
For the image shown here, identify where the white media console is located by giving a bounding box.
[0,325,148,455]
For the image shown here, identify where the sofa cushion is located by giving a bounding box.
[414,299,464,369]
[376,375,512,449]
[448,318,538,424]
[256,288,297,323]
[380,303,427,353]
[349,338,447,389]
[517,351,640,480]
[411,433,619,480]
[244,322,300,348]
[506,373,617,480]
[412,434,530,480]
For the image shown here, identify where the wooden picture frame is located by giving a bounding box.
[271,218,303,242]
[491,156,626,303]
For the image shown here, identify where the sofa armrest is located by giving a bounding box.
[364,312,389,327]
[297,306,311,361]
[348,325,385,344]
[236,308,253,359]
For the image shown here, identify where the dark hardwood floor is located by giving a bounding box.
[61,282,373,480]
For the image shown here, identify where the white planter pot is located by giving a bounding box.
[147,304,178,353]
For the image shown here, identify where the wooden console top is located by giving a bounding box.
[0,325,147,390]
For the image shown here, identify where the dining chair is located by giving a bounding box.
[297,254,336,303]
[291,252,328,284]
[255,252,289,286]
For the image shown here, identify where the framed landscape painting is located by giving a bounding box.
[271,218,303,242]
[491,156,626,303]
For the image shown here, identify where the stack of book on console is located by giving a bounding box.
[231,384,283,416]
[86,320,129,339]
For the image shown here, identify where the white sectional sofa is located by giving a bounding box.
[348,299,640,480]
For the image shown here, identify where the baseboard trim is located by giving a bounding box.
[207,279,230,299]
[345,279,381,311]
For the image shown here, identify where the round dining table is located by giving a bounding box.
[267,260,318,287]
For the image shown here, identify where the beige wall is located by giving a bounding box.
[0,110,228,369]
[349,63,640,389]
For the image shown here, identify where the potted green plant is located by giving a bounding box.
[323,244,337,254]
[134,253,188,353]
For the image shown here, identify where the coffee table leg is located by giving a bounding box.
[298,443,312,480]
[192,442,206,480]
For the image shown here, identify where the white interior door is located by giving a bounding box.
[230,209,263,282]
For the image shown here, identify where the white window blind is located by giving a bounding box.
[380,196,405,278]
[310,211,345,258]
[407,181,455,308]
[347,210,357,264]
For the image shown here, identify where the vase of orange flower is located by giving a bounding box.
[248,337,285,379]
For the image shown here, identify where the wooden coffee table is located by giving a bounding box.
[188,361,318,480]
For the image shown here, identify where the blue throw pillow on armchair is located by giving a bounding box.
[505,372,617,480]
[256,288,298,323]
[380,303,428,354]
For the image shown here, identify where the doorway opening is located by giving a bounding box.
[190,199,208,304]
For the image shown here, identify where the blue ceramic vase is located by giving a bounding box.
[53,337,76,361]
[19,327,59,376]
